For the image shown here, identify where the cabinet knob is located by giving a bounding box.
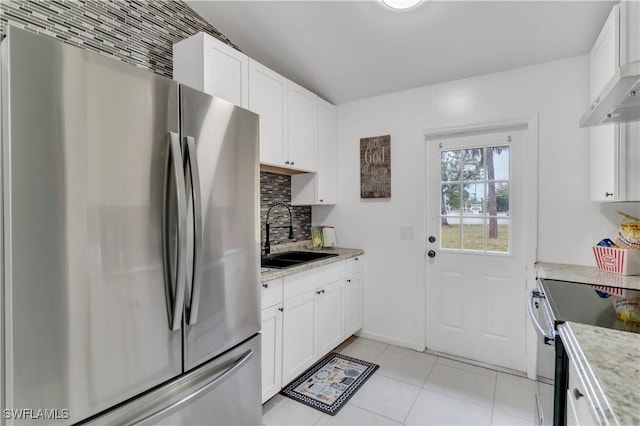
[573,389,584,400]
[319,199,324,203]
[605,192,614,197]
[290,161,295,166]
[285,161,290,165]
[262,283,268,289]
[347,279,351,283]
[428,235,436,243]
[278,307,283,312]
[428,250,436,258]
[354,257,358,261]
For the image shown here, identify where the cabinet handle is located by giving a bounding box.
[290,161,295,166]
[285,161,290,165]
[262,283,268,289]
[354,257,359,261]
[573,389,584,400]
[319,199,324,203]
[316,289,325,295]
[347,279,351,283]
[605,192,614,197]
[278,307,283,312]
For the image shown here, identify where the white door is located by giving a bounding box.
[248,59,288,167]
[287,81,318,172]
[425,128,529,371]
[282,291,316,383]
[316,280,345,355]
[261,303,283,403]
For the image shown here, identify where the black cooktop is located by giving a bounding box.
[540,278,640,334]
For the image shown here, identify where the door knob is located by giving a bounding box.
[428,236,436,243]
[428,250,436,258]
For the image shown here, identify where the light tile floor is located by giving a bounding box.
[262,336,537,426]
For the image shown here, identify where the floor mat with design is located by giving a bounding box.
[280,352,379,416]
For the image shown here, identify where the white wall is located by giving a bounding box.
[312,55,640,350]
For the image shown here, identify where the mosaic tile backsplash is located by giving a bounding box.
[1,0,313,248]
[261,172,312,250]
[0,0,237,79]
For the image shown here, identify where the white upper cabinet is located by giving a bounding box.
[589,2,640,201]
[291,98,337,205]
[287,81,318,172]
[248,60,319,172]
[581,1,640,126]
[620,0,640,69]
[248,59,288,168]
[173,32,248,108]
[590,5,619,108]
[591,121,640,202]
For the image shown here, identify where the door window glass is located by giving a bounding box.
[439,145,510,254]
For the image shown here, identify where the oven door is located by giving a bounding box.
[528,289,556,426]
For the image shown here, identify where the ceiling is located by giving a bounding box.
[186,0,617,104]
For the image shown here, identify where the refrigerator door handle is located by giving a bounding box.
[131,349,254,425]
[163,132,188,331]
[185,136,203,326]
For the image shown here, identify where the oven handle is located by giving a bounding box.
[528,290,555,344]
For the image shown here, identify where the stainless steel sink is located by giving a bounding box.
[261,251,339,269]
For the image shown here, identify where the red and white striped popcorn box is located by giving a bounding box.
[592,246,640,275]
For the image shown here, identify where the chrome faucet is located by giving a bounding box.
[264,202,294,255]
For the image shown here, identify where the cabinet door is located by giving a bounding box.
[591,124,619,201]
[590,5,619,105]
[345,272,363,337]
[620,0,640,66]
[290,98,337,206]
[261,304,283,403]
[287,81,317,172]
[173,32,248,108]
[316,280,345,356]
[249,59,288,168]
[282,291,316,384]
[202,35,248,108]
[620,121,640,201]
[316,98,337,204]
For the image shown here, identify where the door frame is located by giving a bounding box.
[417,116,539,379]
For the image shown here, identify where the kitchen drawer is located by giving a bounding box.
[284,260,345,300]
[567,358,598,425]
[261,277,283,310]
[346,255,364,276]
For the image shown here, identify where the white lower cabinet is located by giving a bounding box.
[261,255,364,401]
[566,345,598,425]
[261,303,283,403]
[282,290,317,384]
[345,256,364,336]
[316,280,345,356]
[261,277,284,403]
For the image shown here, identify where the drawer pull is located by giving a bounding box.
[574,389,584,400]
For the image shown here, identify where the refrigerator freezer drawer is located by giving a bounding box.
[83,334,262,425]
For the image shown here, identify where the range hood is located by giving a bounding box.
[580,61,640,127]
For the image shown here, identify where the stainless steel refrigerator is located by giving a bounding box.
[0,26,261,425]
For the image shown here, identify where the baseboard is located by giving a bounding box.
[355,329,418,351]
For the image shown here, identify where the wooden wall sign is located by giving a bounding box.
[360,135,391,198]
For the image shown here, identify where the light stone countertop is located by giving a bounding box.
[260,243,364,283]
[536,262,640,291]
[557,322,640,426]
